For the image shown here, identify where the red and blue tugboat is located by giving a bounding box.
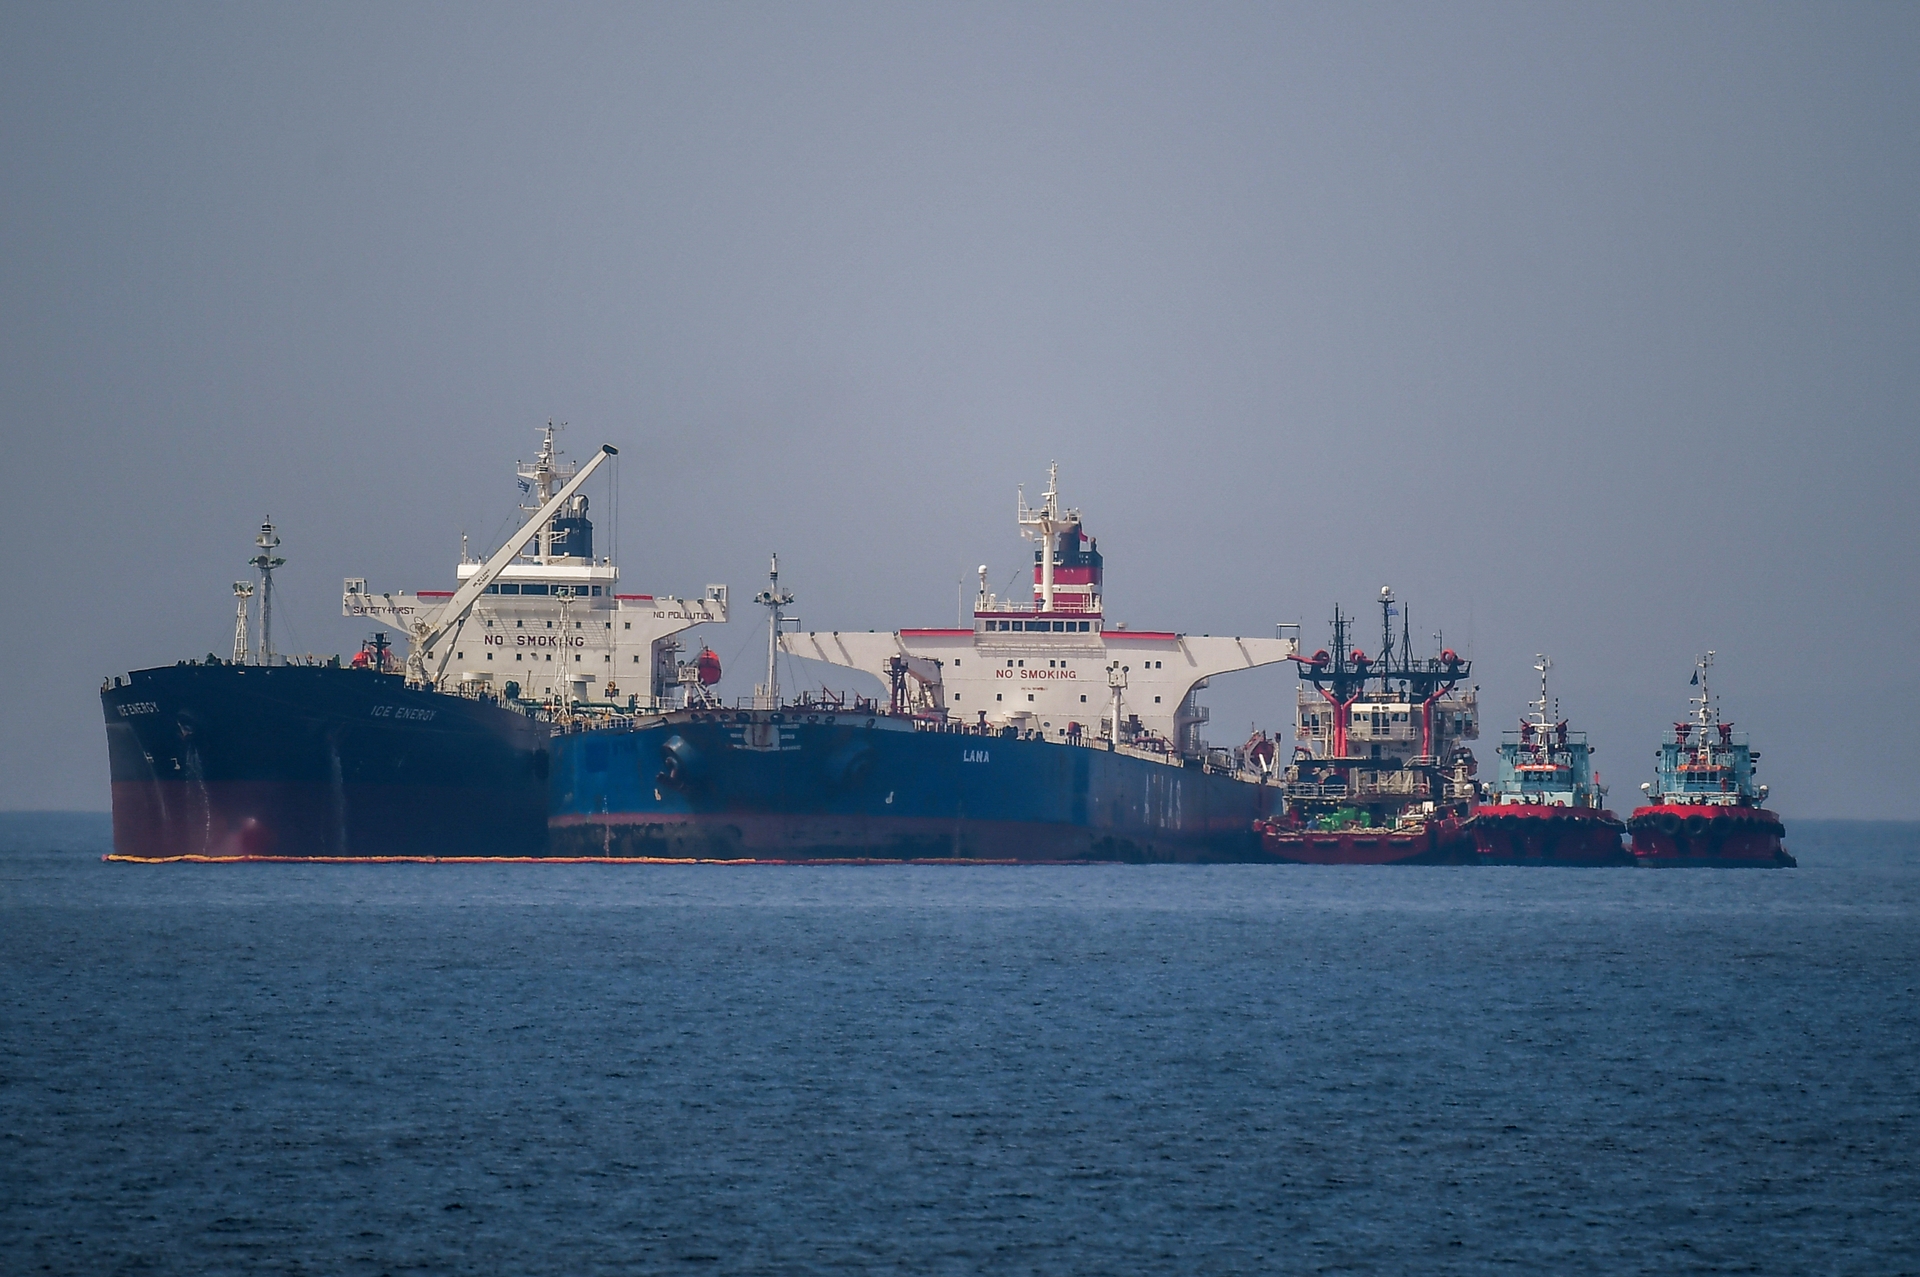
[1627,652,1792,867]
[1257,589,1480,865]
[1467,656,1630,866]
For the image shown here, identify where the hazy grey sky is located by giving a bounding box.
[4,3,1915,815]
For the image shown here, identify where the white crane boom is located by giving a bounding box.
[406,443,618,689]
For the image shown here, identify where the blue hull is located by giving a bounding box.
[549,710,1281,862]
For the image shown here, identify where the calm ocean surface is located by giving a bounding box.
[3,816,1917,1275]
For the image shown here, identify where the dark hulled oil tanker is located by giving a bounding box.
[547,466,1298,861]
[100,428,728,860]
[102,636,554,859]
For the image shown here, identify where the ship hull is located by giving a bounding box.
[1627,804,1793,867]
[101,663,552,859]
[1467,805,1631,866]
[1257,816,1473,865]
[548,711,1280,862]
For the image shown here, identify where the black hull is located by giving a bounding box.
[101,663,552,859]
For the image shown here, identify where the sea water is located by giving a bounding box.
[3,815,1916,1274]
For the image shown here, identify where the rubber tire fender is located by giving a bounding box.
[656,734,702,790]
[824,739,874,790]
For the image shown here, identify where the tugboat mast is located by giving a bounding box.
[1692,650,1716,730]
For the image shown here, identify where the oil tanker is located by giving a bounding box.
[101,427,727,860]
[547,467,1298,861]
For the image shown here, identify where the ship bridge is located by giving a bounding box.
[782,465,1296,755]
[343,423,728,710]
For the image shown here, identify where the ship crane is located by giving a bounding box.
[402,443,618,690]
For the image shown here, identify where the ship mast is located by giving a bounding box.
[1692,651,1716,729]
[753,555,794,710]
[1523,654,1554,761]
[1019,462,1064,612]
[231,581,254,663]
[247,520,285,666]
[518,421,575,561]
[1379,585,1396,674]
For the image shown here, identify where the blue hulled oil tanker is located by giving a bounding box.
[548,467,1300,862]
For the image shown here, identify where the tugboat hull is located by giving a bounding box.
[1468,805,1630,866]
[1627,804,1793,867]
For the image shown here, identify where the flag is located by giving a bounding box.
[517,479,531,494]
[1690,671,1698,684]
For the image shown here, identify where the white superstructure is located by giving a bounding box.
[342,424,727,709]
[783,465,1297,755]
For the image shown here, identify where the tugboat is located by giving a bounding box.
[1257,589,1479,865]
[1467,656,1630,866]
[1628,652,1792,867]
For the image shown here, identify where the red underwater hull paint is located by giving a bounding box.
[548,810,1256,863]
[1258,817,1472,865]
[109,779,549,861]
[1468,805,1631,866]
[1627,804,1793,867]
